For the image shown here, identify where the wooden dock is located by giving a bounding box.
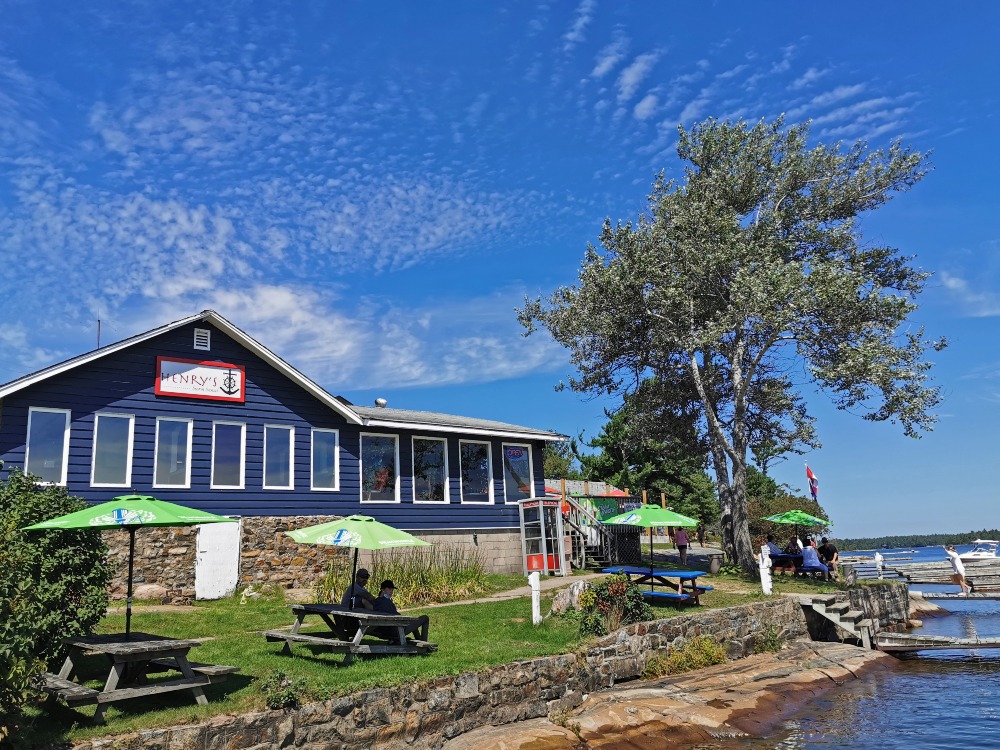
[876,632,1000,652]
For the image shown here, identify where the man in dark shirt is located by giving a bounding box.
[818,538,840,579]
[340,568,376,609]
[372,580,430,641]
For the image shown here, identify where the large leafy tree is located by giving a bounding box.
[520,117,944,572]
[577,399,718,523]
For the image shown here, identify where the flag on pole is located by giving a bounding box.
[805,464,819,500]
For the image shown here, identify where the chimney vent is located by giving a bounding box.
[375,398,387,408]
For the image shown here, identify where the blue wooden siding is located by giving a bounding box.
[0,322,546,531]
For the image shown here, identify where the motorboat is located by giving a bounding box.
[959,540,999,561]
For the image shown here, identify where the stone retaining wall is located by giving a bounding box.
[66,598,810,750]
[101,518,526,605]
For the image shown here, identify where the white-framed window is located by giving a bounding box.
[311,428,340,491]
[360,433,399,502]
[91,412,134,487]
[502,442,535,503]
[459,440,493,504]
[412,436,448,503]
[263,424,294,489]
[153,417,192,488]
[211,421,245,489]
[25,407,71,485]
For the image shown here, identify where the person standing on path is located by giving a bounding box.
[945,545,972,595]
[675,527,689,565]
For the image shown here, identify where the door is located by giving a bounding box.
[195,519,241,599]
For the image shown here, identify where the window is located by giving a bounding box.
[460,440,492,503]
[361,433,399,502]
[26,407,71,485]
[212,421,245,489]
[311,429,340,491]
[154,418,192,487]
[263,425,294,489]
[91,413,133,487]
[502,443,534,502]
[413,437,448,503]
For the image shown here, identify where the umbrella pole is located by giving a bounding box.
[649,529,654,591]
[126,526,136,640]
[349,547,359,610]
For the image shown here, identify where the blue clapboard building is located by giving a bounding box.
[0,311,565,590]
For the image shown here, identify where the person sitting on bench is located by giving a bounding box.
[799,543,830,580]
[372,580,430,641]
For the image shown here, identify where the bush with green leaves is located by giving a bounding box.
[576,574,653,637]
[642,635,728,678]
[259,671,307,709]
[0,468,111,738]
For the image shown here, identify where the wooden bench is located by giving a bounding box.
[38,673,102,706]
[641,590,690,602]
[147,658,240,681]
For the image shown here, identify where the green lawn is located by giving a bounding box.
[16,571,844,747]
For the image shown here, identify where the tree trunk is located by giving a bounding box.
[729,459,757,573]
[709,442,736,562]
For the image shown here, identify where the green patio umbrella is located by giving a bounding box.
[23,494,236,638]
[285,515,430,609]
[603,505,699,581]
[763,509,828,549]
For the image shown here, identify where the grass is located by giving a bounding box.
[14,566,846,748]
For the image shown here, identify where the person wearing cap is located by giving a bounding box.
[818,537,839,580]
[372,579,430,641]
[339,568,376,609]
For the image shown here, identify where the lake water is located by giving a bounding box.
[724,545,1000,748]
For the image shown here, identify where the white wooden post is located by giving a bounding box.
[528,571,542,625]
[759,544,773,596]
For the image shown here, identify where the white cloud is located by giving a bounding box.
[591,34,629,78]
[633,94,658,120]
[563,0,597,52]
[790,66,829,90]
[939,272,1000,317]
[617,53,659,103]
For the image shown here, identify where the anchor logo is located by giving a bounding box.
[220,368,241,396]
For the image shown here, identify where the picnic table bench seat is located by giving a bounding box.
[147,658,240,680]
[641,590,690,602]
[38,673,102,706]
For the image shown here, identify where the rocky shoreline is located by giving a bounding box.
[441,640,895,750]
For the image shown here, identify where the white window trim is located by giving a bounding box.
[412,435,449,504]
[311,428,340,492]
[153,417,193,489]
[360,432,400,503]
[211,421,246,490]
[459,439,493,505]
[502,442,535,503]
[263,424,295,490]
[26,407,71,486]
[90,412,134,488]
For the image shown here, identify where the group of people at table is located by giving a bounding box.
[765,534,839,580]
[339,568,431,641]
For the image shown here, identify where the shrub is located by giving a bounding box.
[0,468,111,738]
[259,671,306,709]
[576,574,653,637]
[753,624,784,654]
[642,635,728,678]
[314,544,488,606]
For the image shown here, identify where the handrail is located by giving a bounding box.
[560,494,616,567]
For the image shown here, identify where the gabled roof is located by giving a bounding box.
[0,311,568,442]
[354,405,567,442]
[0,310,363,424]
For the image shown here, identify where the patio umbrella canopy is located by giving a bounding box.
[763,509,827,526]
[284,514,430,609]
[603,505,699,581]
[23,494,236,638]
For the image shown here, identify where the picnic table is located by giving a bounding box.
[602,565,714,605]
[38,632,239,723]
[263,603,437,664]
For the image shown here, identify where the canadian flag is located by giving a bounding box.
[805,464,819,500]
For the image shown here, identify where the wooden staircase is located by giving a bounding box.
[803,594,875,649]
[561,494,616,571]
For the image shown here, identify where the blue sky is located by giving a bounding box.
[1,2,997,538]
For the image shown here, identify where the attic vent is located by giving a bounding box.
[193,328,211,351]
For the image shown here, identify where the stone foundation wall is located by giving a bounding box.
[100,517,527,604]
[847,582,910,630]
[66,598,809,750]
